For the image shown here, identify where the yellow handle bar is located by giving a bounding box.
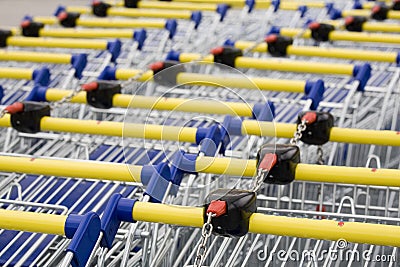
[132,201,400,247]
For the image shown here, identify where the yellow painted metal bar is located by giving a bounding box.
[6,36,108,50]
[327,19,400,33]
[361,1,393,9]
[176,72,306,93]
[133,202,205,228]
[76,18,165,28]
[138,1,217,11]
[233,40,398,63]
[280,27,400,44]
[234,57,354,75]
[177,53,355,75]
[0,209,66,236]
[0,154,141,183]
[248,213,400,247]
[0,67,33,80]
[242,121,400,146]
[91,68,306,93]
[0,152,398,186]
[40,117,198,143]
[115,69,154,82]
[66,6,192,19]
[34,16,165,28]
[0,50,71,64]
[195,156,400,187]
[0,113,197,143]
[342,9,400,20]
[329,127,400,146]
[37,28,134,39]
[132,202,400,247]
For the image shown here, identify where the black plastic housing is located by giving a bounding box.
[204,189,257,238]
[124,0,139,7]
[59,12,81,28]
[10,102,50,133]
[213,46,243,68]
[345,16,367,32]
[92,1,111,17]
[86,81,121,109]
[310,23,335,42]
[152,61,185,87]
[0,30,12,47]
[21,22,44,37]
[266,35,293,57]
[256,144,300,185]
[297,111,334,145]
[371,5,389,20]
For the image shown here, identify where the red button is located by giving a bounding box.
[259,153,278,171]
[21,20,31,28]
[372,5,381,14]
[82,81,99,91]
[57,11,68,21]
[344,16,355,26]
[308,22,320,30]
[149,61,164,71]
[210,46,224,55]
[207,200,227,217]
[302,112,317,125]
[265,34,278,43]
[5,102,24,114]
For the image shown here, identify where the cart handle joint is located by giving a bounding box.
[32,67,50,86]
[71,54,87,79]
[66,211,101,267]
[133,29,146,50]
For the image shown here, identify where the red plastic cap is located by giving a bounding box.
[57,11,68,21]
[302,112,317,125]
[207,200,227,217]
[21,20,31,28]
[210,46,224,55]
[92,0,101,6]
[259,153,278,171]
[82,81,99,91]
[265,34,278,43]
[344,16,354,26]
[372,5,381,14]
[308,22,320,30]
[5,102,24,114]
[149,61,164,72]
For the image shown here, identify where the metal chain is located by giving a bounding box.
[0,108,7,119]
[120,70,146,88]
[194,212,215,267]
[51,86,83,108]
[290,120,307,145]
[252,168,266,192]
[317,145,325,165]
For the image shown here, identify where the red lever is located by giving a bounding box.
[372,5,381,14]
[265,34,278,43]
[21,20,31,28]
[259,153,278,171]
[308,22,320,30]
[57,11,68,21]
[5,102,24,114]
[302,112,317,125]
[92,0,101,6]
[82,81,99,91]
[344,16,355,26]
[149,61,164,71]
[210,46,224,55]
[206,200,227,217]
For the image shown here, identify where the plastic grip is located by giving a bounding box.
[353,64,371,92]
[71,54,88,79]
[133,29,146,50]
[107,40,122,62]
[190,11,202,29]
